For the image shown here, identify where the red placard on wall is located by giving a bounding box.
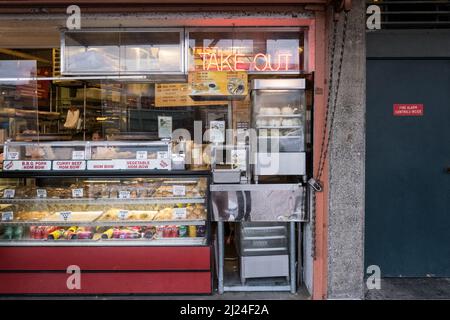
[393,104,424,116]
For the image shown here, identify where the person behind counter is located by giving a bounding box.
[91,131,104,141]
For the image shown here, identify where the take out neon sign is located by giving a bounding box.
[196,48,295,72]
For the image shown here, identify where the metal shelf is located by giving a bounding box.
[0,197,205,205]
[242,235,287,240]
[256,114,302,118]
[0,237,206,247]
[243,226,286,231]
[0,219,206,227]
[258,136,302,139]
[256,126,302,129]
[243,247,288,252]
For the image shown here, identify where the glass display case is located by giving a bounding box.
[87,141,172,170]
[3,141,172,171]
[0,175,208,246]
[251,79,307,181]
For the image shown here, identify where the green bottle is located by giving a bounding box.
[3,226,13,240]
[13,226,24,240]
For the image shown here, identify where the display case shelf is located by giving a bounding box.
[258,136,302,139]
[0,197,205,205]
[0,237,206,247]
[256,114,302,118]
[0,219,206,227]
[256,126,302,129]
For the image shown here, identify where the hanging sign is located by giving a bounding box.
[189,71,248,100]
[155,83,227,107]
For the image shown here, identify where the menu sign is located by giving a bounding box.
[189,71,248,100]
[53,161,86,171]
[155,83,227,107]
[3,160,51,171]
[87,159,171,170]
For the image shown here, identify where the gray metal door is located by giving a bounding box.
[366,59,450,276]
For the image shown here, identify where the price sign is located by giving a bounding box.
[36,189,47,198]
[136,151,148,160]
[118,210,129,220]
[3,189,15,199]
[172,185,186,197]
[72,188,84,198]
[157,151,169,159]
[72,150,85,160]
[59,211,72,221]
[1,211,13,221]
[173,208,187,219]
[118,191,131,199]
[7,152,19,160]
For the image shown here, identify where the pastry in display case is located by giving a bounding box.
[0,176,209,245]
[87,141,172,170]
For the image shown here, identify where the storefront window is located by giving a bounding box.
[0,60,39,141]
[62,29,184,74]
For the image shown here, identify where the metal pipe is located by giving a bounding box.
[218,221,224,294]
[83,83,86,141]
[290,221,296,294]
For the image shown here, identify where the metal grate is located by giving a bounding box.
[367,0,450,29]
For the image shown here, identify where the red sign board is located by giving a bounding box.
[393,104,424,116]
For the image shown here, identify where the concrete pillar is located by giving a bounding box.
[327,1,366,299]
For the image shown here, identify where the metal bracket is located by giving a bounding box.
[308,178,323,192]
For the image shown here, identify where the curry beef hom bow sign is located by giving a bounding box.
[393,104,424,116]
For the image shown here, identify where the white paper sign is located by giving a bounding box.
[158,116,172,138]
[209,121,225,143]
[53,161,86,171]
[1,211,13,221]
[7,152,19,160]
[173,207,187,220]
[157,151,169,159]
[119,191,131,199]
[3,189,15,199]
[72,150,85,160]
[59,211,72,221]
[118,210,129,220]
[87,159,168,170]
[136,151,148,160]
[36,189,47,198]
[231,149,247,171]
[172,185,186,197]
[72,188,84,198]
[3,160,51,171]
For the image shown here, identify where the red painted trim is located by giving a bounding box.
[312,10,328,300]
[0,246,211,271]
[0,272,212,294]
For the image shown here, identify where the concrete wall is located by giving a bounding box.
[326,2,366,299]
